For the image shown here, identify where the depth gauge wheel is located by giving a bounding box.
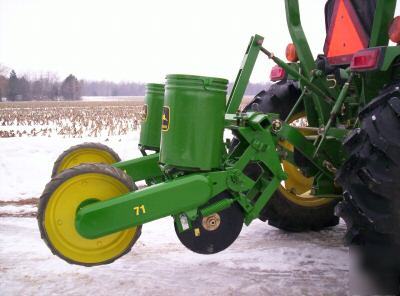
[51,142,121,177]
[241,80,339,231]
[38,163,141,266]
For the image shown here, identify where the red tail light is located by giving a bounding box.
[389,16,400,43]
[350,48,381,71]
[270,65,286,81]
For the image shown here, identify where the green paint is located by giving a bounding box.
[139,83,164,150]
[381,46,400,71]
[160,74,228,170]
[226,34,263,114]
[200,198,234,217]
[369,0,396,47]
[76,174,212,238]
[113,153,163,182]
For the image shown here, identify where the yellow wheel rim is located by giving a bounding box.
[278,113,332,207]
[44,172,139,265]
[57,148,117,175]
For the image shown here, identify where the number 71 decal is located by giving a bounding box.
[133,205,146,216]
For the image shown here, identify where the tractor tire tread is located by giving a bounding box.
[335,85,400,278]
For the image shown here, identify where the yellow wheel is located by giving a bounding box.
[243,82,339,231]
[38,163,141,266]
[51,142,121,177]
[279,112,333,208]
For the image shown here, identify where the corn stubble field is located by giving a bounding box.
[0,98,256,139]
[0,100,144,138]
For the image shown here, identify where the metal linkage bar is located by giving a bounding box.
[275,122,335,179]
[313,73,354,157]
[284,87,307,122]
[285,0,316,79]
[259,46,334,104]
[226,35,264,114]
[76,174,223,239]
[113,153,163,182]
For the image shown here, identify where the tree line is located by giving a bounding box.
[0,69,81,101]
[0,66,269,101]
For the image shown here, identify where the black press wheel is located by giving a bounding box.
[175,192,244,254]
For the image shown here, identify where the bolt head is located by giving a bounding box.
[272,120,282,131]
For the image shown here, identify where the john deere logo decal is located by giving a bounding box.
[162,106,170,131]
[141,104,148,122]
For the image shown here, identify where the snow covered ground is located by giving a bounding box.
[0,217,348,296]
[0,126,349,295]
[0,133,142,202]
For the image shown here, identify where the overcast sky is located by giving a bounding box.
[1,0,399,83]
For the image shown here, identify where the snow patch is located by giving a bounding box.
[0,133,142,201]
[0,217,349,295]
[0,205,37,215]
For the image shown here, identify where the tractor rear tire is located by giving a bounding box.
[243,80,339,231]
[336,85,400,293]
[52,142,121,177]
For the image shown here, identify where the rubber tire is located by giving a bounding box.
[51,142,121,177]
[38,163,141,266]
[335,85,400,293]
[244,80,339,231]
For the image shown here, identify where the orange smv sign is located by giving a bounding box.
[324,0,369,65]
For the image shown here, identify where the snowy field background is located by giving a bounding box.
[0,101,349,295]
[0,133,143,203]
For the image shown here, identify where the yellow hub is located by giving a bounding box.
[278,113,332,207]
[56,148,118,175]
[43,172,139,265]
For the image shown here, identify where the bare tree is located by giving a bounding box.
[61,74,81,100]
